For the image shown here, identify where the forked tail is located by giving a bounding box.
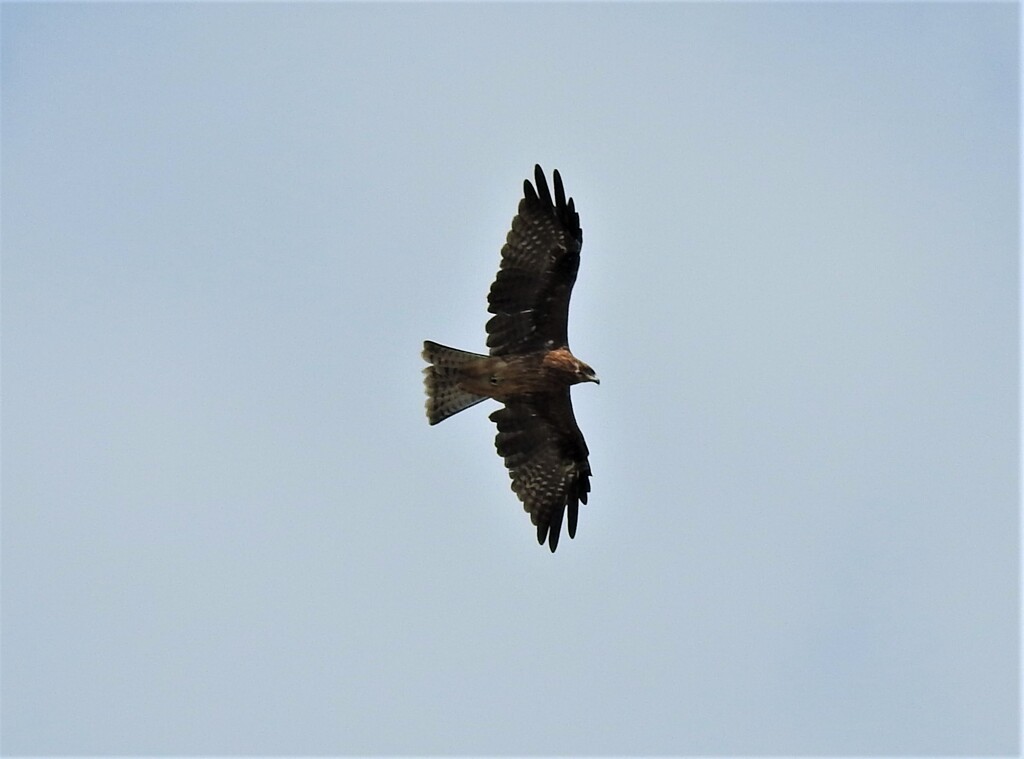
[421,341,489,425]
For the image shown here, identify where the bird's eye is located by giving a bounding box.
[489,376,499,385]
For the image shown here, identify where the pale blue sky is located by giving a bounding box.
[2,2,1019,755]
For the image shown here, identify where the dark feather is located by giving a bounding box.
[490,392,592,552]
[486,165,583,356]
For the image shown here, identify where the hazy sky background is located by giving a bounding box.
[2,3,1018,756]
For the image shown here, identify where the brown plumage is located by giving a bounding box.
[422,165,598,552]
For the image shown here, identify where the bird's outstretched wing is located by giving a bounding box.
[486,165,583,356]
[490,392,592,552]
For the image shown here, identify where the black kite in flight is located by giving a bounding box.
[422,165,598,552]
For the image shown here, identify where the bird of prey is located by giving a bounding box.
[422,165,598,552]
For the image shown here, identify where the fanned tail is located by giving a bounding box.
[421,341,489,425]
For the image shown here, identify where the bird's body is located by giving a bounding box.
[424,344,595,410]
[422,165,597,551]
